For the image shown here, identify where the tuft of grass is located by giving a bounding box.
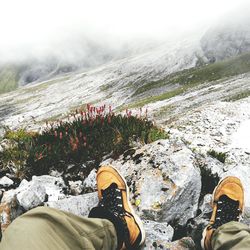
[127,87,185,109]
[0,67,19,94]
[223,90,250,102]
[0,129,37,178]
[207,149,227,163]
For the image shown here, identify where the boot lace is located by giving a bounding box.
[213,195,240,229]
[99,183,133,248]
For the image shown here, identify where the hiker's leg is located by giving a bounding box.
[211,221,250,250]
[0,206,117,250]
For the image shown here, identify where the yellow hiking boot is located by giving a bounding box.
[201,176,244,250]
[93,165,145,249]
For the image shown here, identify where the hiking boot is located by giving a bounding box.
[91,165,145,249]
[201,176,244,250]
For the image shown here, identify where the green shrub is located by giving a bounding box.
[207,149,226,163]
[1,105,168,177]
[27,105,168,175]
[0,129,36,178]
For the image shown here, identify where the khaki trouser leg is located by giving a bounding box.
[0,206,117,250]
[212,221,250,250]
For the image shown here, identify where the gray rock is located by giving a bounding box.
[49,170,63,178]
[0,126,5,139]
[186,194,213,250]
[102,139,201,226]
[221,165,250,219]
[30,175,66,202]
[17,183,46,210]
[0,176,14,188]
[83,169,97,191]
[0,189,24,221]
[198,194,213,215]
[0,175,67,214]
[69,180,83,195]
[143,220,174,249]
[242,207,250,226]
[201,8,250,62]
[46,192,98,217]
[165,237,196,250]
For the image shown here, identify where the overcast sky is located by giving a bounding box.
[0,0,248,63]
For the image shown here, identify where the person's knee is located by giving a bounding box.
[22,206,59,219]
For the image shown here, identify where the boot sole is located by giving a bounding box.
[109,165,146,247]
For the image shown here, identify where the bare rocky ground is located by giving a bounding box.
[0,50,250,248]
[0,38,203,133]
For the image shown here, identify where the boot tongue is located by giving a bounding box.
[101,182,118,194]
[220,194,239,205]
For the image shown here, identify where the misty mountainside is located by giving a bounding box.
[0,38,206,131]
[0,37,250,133]
[201,6,250,62]
[0,3,250,97]
[2,5,250,97]
[0,36,156,94]
[1,4,250,160]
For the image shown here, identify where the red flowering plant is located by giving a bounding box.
[25,104,168,175]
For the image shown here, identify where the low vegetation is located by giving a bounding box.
[0,105,168,178]
[223,90,250,102]
[0,66,20,94]
[125,52,250,109]
[207,149,227,163]
[133,52,250,97]
[128,87,185,109]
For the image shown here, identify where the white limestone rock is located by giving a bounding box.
[83,169,97,191]
[16,183,46,210]
[0,176,14,188]
[143,220,174,249]
[31,175,66,202]
[221,165,250,214]
[102,139,201,226]
[69,180,83,195]
[46,192,99,217]
[1,175,67,212]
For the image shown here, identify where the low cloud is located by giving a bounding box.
[0,0,248,66]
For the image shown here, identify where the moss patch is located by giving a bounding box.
[0,67,20,94]
[207,149,227,163]
[126,85,189,109]
[223,90,250,102]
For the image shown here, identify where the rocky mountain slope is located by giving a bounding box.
[0,38,206,133]
[1,95,250,249]
[201,5,250,62]
[1,22,250,249]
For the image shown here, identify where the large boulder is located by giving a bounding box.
[102,139,201,226]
